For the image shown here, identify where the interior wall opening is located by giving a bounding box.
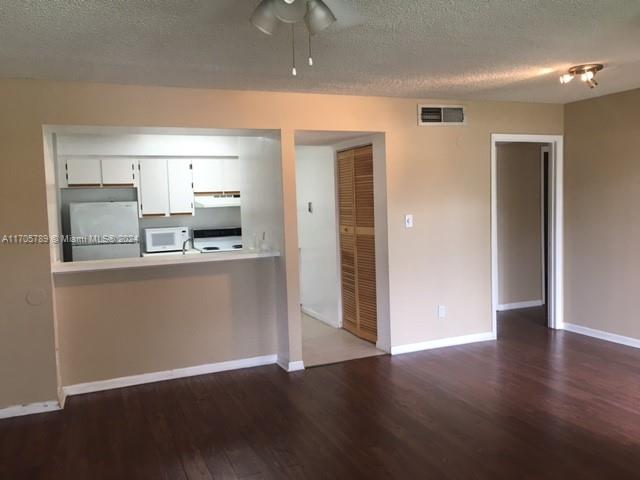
[294,130,390,367]
[43,126,282,265]
[496,142,550,330]
[491,134,564,336]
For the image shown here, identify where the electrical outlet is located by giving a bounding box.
[405,214,414,228]
[438,305,447,319]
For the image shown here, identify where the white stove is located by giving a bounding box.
[193,227,243,253]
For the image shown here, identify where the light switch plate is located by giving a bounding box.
[405,214,414,228]
[438,305,447,319]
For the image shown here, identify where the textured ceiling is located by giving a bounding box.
[1,1,639,103]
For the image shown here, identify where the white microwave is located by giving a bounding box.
[144,227,190,253]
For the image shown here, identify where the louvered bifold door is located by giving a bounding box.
[338,149,358,336]
[337,145,377,343]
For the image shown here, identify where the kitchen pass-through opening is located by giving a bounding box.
[42,125,281,265]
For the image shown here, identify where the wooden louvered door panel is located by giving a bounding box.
[337,145,377,343]
[338,149,358,336]
[354,145,377,342]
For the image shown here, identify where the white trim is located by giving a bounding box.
[563,324,640,349]
[491,134,564,336]
[497,300,544,311]
[277,360,306,372]
[301,306,339,328]
[390,332,495,355]
[540,146,550,305]
[63,354,278,398]
[0,400,61,420]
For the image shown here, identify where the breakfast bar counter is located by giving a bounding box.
[51,250,280,274]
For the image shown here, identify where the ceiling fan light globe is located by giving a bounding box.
[251,0,280,35]
[273,0,308,23]
[305,0,337,34]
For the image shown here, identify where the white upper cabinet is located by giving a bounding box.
[138,158,169,216]
[101,158,135,185]
[66,157,102,186]
[192,157,241,193]
[223,158,242,192]
[192,158,225,193]
[167,159,194,215]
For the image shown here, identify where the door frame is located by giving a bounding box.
[294,132,391,352]
[540,145,551,306]
[332,134,391,352]
[491,134,564,334]
[335,143,376,343]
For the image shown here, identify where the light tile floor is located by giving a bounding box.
[301,312,386,367]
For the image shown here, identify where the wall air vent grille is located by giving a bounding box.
[418,105,465,126]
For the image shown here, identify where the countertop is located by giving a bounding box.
[51,249,280,274]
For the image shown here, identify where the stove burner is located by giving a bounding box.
[201,246,220,251]
[233,244,243,249]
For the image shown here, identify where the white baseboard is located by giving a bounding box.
[277,359,305,372]
[63,354,278,398]
[301,306,340,328]
[0,400,61,420]
[563,323,640,349]
[497,300,544,311]
[391,331,496,355]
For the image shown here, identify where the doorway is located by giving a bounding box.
[491,134,564,335]
[295,131,390,366]
[337,145,377,343]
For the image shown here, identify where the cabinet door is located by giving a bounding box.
[101,158,135,185]
[223,158,242,192]
[192,158,224,193]
[66,157,102,186]
[138,159,169,216]
[167,159,194,215]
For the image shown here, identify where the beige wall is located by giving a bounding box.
[565,88,640,338]
[54,261,278,385]
[497,143,543,305]
[0,79,563,409]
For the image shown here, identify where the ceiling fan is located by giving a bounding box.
[250,0,337,75]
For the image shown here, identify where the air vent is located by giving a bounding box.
[418,105,465,126]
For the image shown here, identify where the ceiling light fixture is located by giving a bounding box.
[559,64,604,89]
[250,0,337,76]
[250,0,280,35]
[304,0,337,35]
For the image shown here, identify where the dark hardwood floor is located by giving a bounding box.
[2,307,640,479]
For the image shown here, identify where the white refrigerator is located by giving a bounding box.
[70,202,141,261]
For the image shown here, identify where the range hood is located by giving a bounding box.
[194,193,241,209]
